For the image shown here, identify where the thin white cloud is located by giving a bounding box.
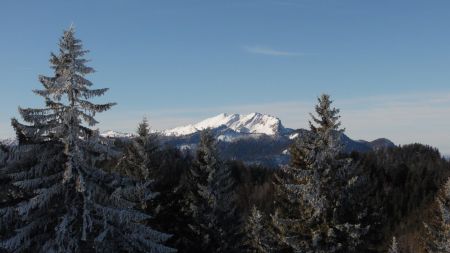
[243,45,304,57]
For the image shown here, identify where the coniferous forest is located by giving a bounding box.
[1,28,450,253]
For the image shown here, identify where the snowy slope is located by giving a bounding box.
[100,130,134,138]
[162,113,287,136]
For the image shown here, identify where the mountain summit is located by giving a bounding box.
[158,112,395,167]
[162,112,288,136]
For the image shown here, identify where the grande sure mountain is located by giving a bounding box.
[102,112,395,167]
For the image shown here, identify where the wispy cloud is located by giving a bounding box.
[243,45,304,57]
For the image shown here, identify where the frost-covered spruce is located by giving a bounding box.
[185,129,239,252]
[115,117,159,180]
[388,237,399,253]
[423,178,450,253]
[137,117,151,138]
[273,94,367,252]
[0,27,174,253]
[241,205,275,253]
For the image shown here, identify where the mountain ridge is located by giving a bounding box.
[162,112,289,137]
[2,112,396,167]
[99,112,395,149]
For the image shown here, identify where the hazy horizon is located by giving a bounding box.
[1,0,449,155]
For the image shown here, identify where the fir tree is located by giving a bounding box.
[241,205,276,253]
[273,94,367,252]
[423,178,450,253]
[210,156,241,252]
[388,237,399,253]
[184,129,240,252]
[137,117,151,137]
[0,27,174,253]
[115,117,159,180]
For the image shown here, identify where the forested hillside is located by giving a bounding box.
[1,28,449,253]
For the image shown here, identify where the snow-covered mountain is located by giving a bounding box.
[100,130,134,139]
[151,113,395,167]
[0,112,396,168]
[162,113,289,136]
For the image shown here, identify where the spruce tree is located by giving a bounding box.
[388,237,399,253]
[137,117,150,138]
[241,205,275,253]
[423,178,450,253]
[210,156,241,252]
[115,117,159,180]
[273,94,367,252]
[184,129,239,252]
[0,27,174,253]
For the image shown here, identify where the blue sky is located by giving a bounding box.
[1,0,450,154]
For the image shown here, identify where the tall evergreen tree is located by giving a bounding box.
[273,94,367,252]
[0,27,174,253]
[423,178,450,253]
[184,129,240,252]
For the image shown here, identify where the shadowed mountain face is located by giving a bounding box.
[159,126,395,168]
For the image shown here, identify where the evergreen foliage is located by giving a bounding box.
[0,27,174,253]
[423,178,450,253]
[272,94,368,252]
[0,144,7,168]
[353,144,450,251]
[115,117,159,180]
[137,117,151,138]
[184,129,240,252]
[0,26,449,253]
[241,205,275,253]
[145,148,193,252]
[387,237,398,253]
